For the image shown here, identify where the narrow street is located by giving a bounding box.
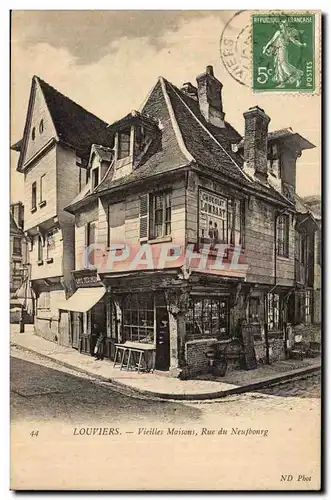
[11,346,320,425]
[10,346,321,490]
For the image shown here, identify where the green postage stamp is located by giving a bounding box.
[252,13,315,92]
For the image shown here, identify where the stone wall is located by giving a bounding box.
[184,338,217,376]
[254,338,285,364]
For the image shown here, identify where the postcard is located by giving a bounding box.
[10,10,321,491]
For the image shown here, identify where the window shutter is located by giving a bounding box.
[139,194,149,242]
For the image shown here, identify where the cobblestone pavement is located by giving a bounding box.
[11,346,320,426]
[255,373,320,398]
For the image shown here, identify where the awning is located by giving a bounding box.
[58,287,106,312]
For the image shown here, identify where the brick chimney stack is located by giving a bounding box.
[196,65,225,128]
[243,106,270,181]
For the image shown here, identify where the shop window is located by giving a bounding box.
[248,297,260,323]
[277,214,289,257]
[13,237,21,256]
[267,293,281,331]
[186,296,229,338]
[118,129,131,160]
[267,142,281,177]
[139,192,172,241]
[122,293,154,344]
[199,190,245,248]
[300,290,312,324]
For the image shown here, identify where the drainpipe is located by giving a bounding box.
[264,207,289,364]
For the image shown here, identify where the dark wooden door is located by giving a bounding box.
[155,306,170,371]
[71,312,82,349]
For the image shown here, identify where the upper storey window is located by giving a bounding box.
[267,142,281,178]
[31,182,37,211]
[118,129,131,159]
[92,168,99,189]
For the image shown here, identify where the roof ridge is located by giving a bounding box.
[159,77,194,164]
[167,81,252,183]
[35,76,109,126]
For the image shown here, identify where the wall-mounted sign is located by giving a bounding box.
[73,269,99,287]
[199,189,243,247]
[199,189,228,244]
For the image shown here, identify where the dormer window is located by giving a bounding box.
[118,128,131,159]
[92,168,99,189]
[268,142,281,177]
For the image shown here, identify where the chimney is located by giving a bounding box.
[196,65,225,128]
[243,106,270,181]
[180,82,198,100]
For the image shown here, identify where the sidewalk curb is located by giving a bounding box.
[11,342,321,401]
[110,365,321,400]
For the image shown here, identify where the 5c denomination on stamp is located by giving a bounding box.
[252,13,315,92]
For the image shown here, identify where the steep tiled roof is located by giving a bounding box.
[37,77,114,158]
[164,79,248,183]
[90,144,114,163]
[295,194,321,221]
[76,75,295,206]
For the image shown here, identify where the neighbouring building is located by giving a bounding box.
[291,194,321,341]
[13,66,320,376]
[10,202,28,294]
[11,76,113,345]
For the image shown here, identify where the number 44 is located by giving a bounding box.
[30,430,39,437]
[257,67,273,84]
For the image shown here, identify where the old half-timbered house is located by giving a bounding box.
[62,65,316,376]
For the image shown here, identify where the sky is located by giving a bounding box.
[10,10,321,202]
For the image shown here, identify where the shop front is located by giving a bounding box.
[101,270,241,376]
[60,269,290,376]
[58,269,108,356]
